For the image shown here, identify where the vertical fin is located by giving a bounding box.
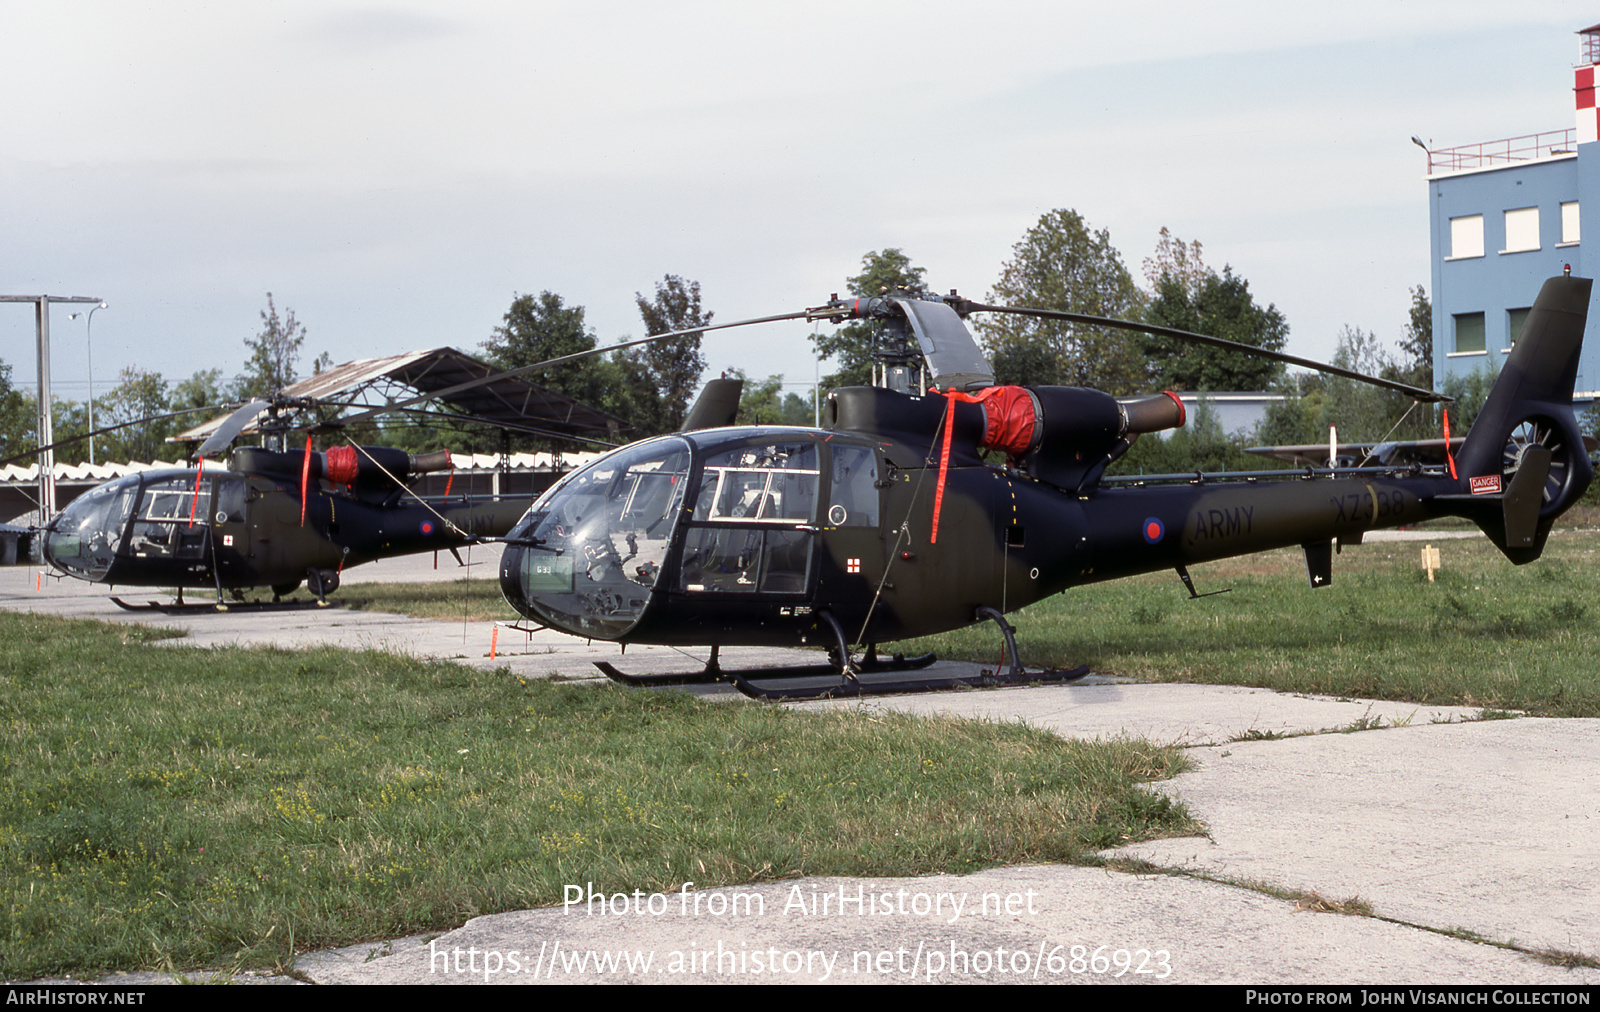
[680,377,744,432]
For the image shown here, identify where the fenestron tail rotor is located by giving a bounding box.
[1502,417,1577,510]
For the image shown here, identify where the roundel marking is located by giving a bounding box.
[421,520,435,536]
[1143,517,1164,544]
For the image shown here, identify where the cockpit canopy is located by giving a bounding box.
[499,430,881,639]
[46,475,140,580]
[502,436,693,637]
[46,470,231,581]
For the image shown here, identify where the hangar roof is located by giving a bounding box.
[173,347,623,445]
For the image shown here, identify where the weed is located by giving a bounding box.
[1335,708,1389,734]
[1130,604,1167,626]
[1292,891,1374,916]
[1232,728,1287,742]
[1530,947,1600,969]
[1546,598,1587,624]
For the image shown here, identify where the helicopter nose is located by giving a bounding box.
[43,496,118,581]
[498,543,534,619]
[495,436,691,639]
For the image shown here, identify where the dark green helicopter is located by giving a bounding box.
[21,392,549,609]
[497,274,1593,700]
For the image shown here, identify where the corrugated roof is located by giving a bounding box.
[174,347,624,444]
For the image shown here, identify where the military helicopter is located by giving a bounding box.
[495,274,1594,700]
[14,372,587,609]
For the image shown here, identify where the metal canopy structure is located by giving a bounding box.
[173,347,625,446]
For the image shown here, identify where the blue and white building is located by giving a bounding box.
[1426,24,1600,404]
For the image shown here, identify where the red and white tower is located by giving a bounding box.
[1575,24,1600,142]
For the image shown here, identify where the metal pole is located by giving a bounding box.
[67,301,108,466]
[2,294,107,522]
[86,302,105,466]
[35,300,54,520]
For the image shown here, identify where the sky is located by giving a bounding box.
[3,1,1596,416]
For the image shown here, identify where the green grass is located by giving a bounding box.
[0,611,1197,979]
[898,529,1600,717]
[340,577,515,622]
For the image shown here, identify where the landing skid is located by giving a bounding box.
[593,644,939,689]
[727,661,1090,701]
[592,608,1090,702]
[110,595,345,614]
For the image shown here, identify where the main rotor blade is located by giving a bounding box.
[891,297,994,390]
[193,399,271,459]
[334,310,812,429]
[965,303,1450,403]
[0,403,232,469]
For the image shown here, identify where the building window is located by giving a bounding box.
[1506,307,1531,352]
[1503,207,1540,253]
[1449,215,1484,259]
[1562,201,1580,245]
[1453,312,1486,355]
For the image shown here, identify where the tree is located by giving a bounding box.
[1439,365,1495,435]
[778,390,813,426]
[1252,380,1327,451]
[1394,285,1433,390]
[1256,326,1434,446]
[725,370,816,427]
[481,290,619,447]
[978,210,1148,394]
[482,291,609,406]
[810,249,929,389]
[97,368,173,463]
[0,360,35,461]
[480,290,671,447]
[1142,227,1208,297]
[598,353,662,438]
[170,368,227,414]
[1111,396,1255,475]
[632,275,711,433]
[235,293,307,399]
[1143,266,1288,392]
[730,370,785,426]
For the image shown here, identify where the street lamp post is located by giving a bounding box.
[67,301,108,466]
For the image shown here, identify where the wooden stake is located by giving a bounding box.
[1422,544,1441,582]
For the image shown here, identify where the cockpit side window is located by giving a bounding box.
[130,476,212,559]
[680,441,819,594]
[692,443,818,523]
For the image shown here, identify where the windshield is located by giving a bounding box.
[505,437,691,638]
[46,477,138,580]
